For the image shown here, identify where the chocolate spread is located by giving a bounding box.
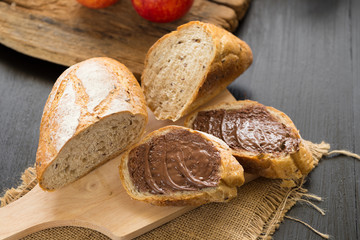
[128,129,221,194]
[192,106,300,155]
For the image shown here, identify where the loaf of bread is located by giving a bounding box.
[185,100,314,179]
[119,126,245,206]
[142,21,253,122]
[36,57,148,191]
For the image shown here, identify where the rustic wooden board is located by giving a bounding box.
[0,0,250,78]
[0,89,257,240]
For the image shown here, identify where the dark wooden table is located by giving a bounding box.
[0,0,359,239]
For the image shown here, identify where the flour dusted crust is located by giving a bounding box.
[142,21,253,121]
[36,57,148,191]
[185,100,314,179]
[119,126,245,206]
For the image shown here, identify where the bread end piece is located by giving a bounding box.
[119,126,245,206]
[142,21,253,121]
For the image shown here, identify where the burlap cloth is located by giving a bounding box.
[3,140,356,240]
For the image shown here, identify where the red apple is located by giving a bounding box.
[131,0,194,23]
[76,0,119,9]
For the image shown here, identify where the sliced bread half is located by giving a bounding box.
[36,57,148,191]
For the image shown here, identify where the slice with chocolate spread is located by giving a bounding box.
[185,100,314,179]
[119,126,245,206]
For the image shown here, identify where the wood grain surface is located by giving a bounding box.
[352,1,360,237]
[0,0,250,78]
[0,0,359,239]
[227,0,359,239]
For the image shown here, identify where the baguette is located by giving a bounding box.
[185,100,314,179]
[119,126,245,206]
[142,21,253,121]
[36,57,148,191]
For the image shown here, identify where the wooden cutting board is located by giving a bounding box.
[0,90,257,240]
[0,0,250,78]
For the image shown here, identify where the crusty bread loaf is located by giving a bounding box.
[36,57,148,191]
[142,21,253,122]
[119,126,245,206]
[185,100,314,179]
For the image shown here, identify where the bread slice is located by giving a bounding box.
[185,100,314,179]
[141,21,253,122]
[36,57,148,191]
[119,126,245,206]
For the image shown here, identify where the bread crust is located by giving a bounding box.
[185,100,314,179]
[119,126,245,206]
[142,21,253,121]
[183,22,253,117]
[36,57,148,191]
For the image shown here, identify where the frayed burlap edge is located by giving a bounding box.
[255,140,331,240]
[235,179,304,240]
[0,165,37,207]
[2,140,358,240]
[259,140,360,240]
